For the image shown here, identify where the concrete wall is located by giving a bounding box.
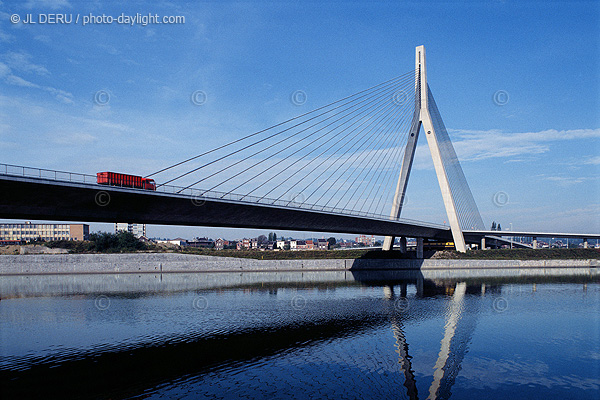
[0,253,598,275]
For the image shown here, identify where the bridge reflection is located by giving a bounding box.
[383,279,482,400]
[1,269,595,399]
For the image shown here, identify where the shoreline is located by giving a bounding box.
[0,253,598,275]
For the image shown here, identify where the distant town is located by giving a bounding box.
[1,221,598,250]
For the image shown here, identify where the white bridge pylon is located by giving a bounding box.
[383,46,484,253]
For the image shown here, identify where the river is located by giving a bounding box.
[1,268,598,399]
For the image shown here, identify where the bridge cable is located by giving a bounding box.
[190,74,414,195]
[231,81,410,200]
[301,84,416,212]
[359,101,416,214]
[148,70,414,184]
[367,106,417,216]
[166,72,414,192]
[292,73,418,209]
[339,95,415,213]
[324,87,415,212]
[267,74,417,206]
[200,75,415,197]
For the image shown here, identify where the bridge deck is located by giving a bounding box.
[0,174,453,240]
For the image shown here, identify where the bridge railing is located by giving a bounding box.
[0,163,446,229]
[0,163,98,185]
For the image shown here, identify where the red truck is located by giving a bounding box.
[96,172,156,191]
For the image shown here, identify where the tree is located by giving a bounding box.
[88,231,146,253]
[327,237,336,247]
[268,232,273,242]
[258,235,268,244]
[497,223,502,231]
[273,233,277,242]
[491,221,497,231]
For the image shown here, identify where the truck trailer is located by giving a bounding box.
[96,172,156,191]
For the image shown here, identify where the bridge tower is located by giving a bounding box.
[383,46,484,252]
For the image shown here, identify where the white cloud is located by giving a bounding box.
[5,74,39,88]
[390,128,600,171]
[0,28,14,43]
[542,176,598,186]
[52,132,97,145]
[0,61,11,77]
[0,55,73,104]
[2,51,50,76]
[449,128,600,162]
[582,156,600,165]
[34,35,51,43]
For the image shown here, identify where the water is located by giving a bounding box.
[1,269,599,399]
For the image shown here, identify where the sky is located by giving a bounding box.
[0,0,599,240]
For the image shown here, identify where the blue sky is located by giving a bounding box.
[0,0,598,240]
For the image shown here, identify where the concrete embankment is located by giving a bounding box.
[0,253,598,275]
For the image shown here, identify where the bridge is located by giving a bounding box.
[1,46,598,252]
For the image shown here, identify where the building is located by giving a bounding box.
[115,223,146,238]
[237,238,252,250]
[187,237,214,248]
[356,235,375,247]
[290,240,308,250]
[0,222,89,242]
[156,238,187,246]
[276,240,290,250]
[236,238,260,250]
[317,239,329,250]
[215,238,230,250]
[339,239,354,248]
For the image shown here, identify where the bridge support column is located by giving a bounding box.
[480,237,486,250]
[382,235,394,251]
[399,236,407,253]
[583,238,588,249]
[532,237,537,249]
[416,237,424,259]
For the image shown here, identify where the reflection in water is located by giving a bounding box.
[387,281,480,400]
[1,268,598,399]
[428,282,479,400]
[388,285,419,400]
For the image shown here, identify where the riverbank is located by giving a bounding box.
[2,244,599,260]
[0,253,598,275]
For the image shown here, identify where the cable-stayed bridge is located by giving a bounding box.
[1,46,598,252]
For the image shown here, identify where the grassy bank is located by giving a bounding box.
[183,247,600,260]
[3,242,598,260]
[430,248,600,260]
[181,248,374,260]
